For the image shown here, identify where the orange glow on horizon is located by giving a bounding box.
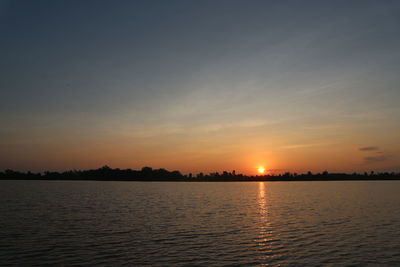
[258,166,266,174]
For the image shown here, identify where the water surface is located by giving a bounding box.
[1,181,400,266]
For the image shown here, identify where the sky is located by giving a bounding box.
[1,0,400,175]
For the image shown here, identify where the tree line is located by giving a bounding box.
[0,166,399,181]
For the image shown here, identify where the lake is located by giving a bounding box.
[1,181,400,266]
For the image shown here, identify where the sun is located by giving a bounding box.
[258,166,266,174]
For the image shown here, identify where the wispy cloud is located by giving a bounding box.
[364,155,388,163]
[359,146,379,151]
[196,119,268,133]
[359,146,391,164]
[282,143,323,149]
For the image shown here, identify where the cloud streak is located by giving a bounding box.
[359,146,391,164]
[364,155,388,163]
[359,146,379,151]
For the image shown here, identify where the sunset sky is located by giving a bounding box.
[1,0,400,175]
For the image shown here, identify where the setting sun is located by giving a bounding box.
[258,167,266,174]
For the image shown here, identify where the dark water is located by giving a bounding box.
[1,181,400,266]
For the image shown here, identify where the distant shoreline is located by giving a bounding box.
[1,166,399,182]
[1,178,400,182]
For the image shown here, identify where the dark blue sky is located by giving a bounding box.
[1,0,400,173]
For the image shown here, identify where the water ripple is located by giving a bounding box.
[1,181,400,266]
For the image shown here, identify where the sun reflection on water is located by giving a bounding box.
[256,182,275,258]
[258,182,267,215]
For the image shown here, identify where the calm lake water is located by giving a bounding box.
[1,181,400,266]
